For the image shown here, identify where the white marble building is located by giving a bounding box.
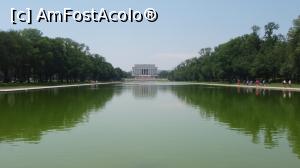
[132,64,158,77]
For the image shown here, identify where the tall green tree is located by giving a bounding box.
[169,16,300,83]
[287,15,300,81]
[0,29,125,83]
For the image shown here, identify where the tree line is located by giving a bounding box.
[169,15,300,83]
[0,29,128,83]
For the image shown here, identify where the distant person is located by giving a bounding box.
[255,80,260,87]
[283,80,287,87]
[288,80,292,87]
[262,80,266,86]
[237,79,240,85]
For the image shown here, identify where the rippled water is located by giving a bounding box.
[0,82,299,168]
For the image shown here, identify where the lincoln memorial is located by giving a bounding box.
[132,64,158,78]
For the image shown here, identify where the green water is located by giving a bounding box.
[0,82,300,168]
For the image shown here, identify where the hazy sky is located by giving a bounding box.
[1,0,300,71]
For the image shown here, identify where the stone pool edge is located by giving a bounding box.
[0,82,122,92]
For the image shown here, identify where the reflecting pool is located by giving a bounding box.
[0,82,299,168]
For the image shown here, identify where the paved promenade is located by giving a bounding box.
[189,82,300,92]
[1,81,299,93]
[0,82,120,92]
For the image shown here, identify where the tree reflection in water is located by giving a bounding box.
[171,85,300,158]
[0,85,115,143]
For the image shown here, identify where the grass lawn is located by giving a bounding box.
[0,83,44,89]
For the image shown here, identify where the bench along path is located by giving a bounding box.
[0,82,121,92]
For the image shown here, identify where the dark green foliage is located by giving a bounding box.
[169,16,300,83]
[113,67,130,80]
[0,29,126,83]
[158,70,170,78]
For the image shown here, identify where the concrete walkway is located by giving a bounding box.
[1,81,299,93]
[187,82,300,92]
[0,82,120,92]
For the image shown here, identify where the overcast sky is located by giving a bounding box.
[1,0,300,71]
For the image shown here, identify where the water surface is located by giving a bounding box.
[0,82,299,168]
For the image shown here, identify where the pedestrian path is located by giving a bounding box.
[188,82,300,92]
[0,82,120,92]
